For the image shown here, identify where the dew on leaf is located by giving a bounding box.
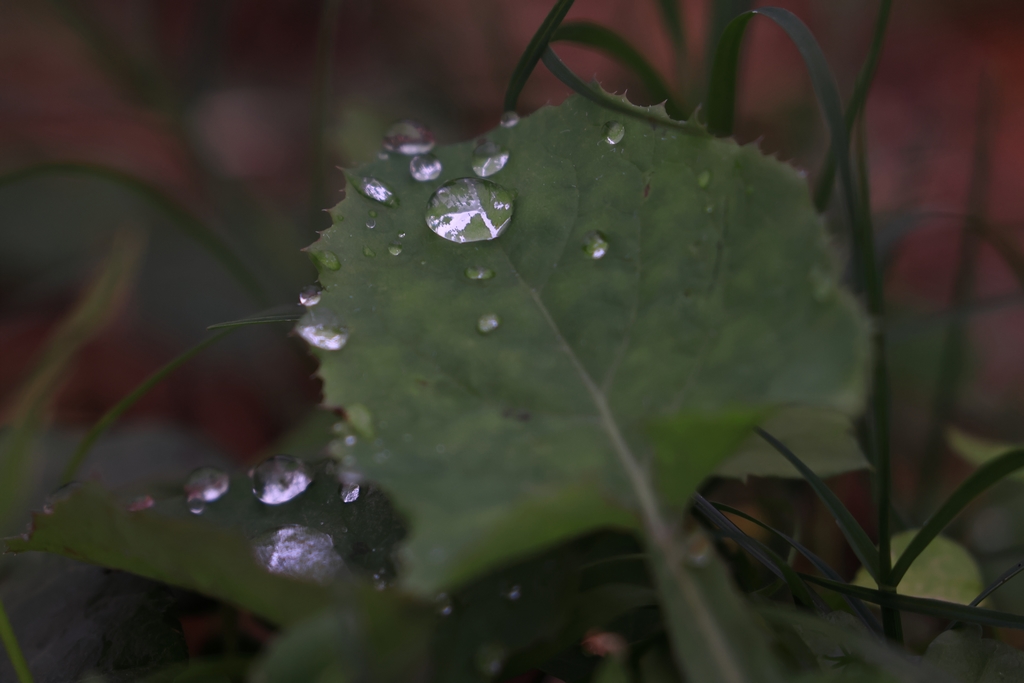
[184,466,230,503]
[351,176,399,207]
[603,121,625,145]
[251,455,313,505]
[344,435,357,447]
[366,219,376,229]
[503,584,521,601]
[582,230,609,260]
[410,154,443,182]
[684,530,713,568]
[500,111,520,128]
[340,482,361,503]
[363,246,376,257]
[127,494,154,512]
[464,265,495,280]
[477,313,500,334]
[252,525,344,584]
[187,498,205,515]
[436,592,454,616]
[475,643,507,678]
[382,120,435,156]
[296,308,348,351]
[471,141,510,177]
[299,285,322,306]
[388,242,402,256]
[313,250,341,271]
[42,482,82,514]
[425,178,514,243]
[698,170,711,188]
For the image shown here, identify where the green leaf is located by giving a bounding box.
[856,531,983,605]
[925,625,1024,683]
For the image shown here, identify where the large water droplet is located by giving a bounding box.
[184,467,230,504]
[475,643,507,678]
[296,308,348,351]
[340,482,360,503]
[477,313,500,334]
[500,111,520,128]
[603,121,625,145]
[425,178,514,243]
[582,231,609,260]
[684,530,713,568]
[410,154,442,182]
[313,250,341,271]
[471,141,510,177]
[351,176,398,207]
[252,525,344,584]
[299,285,322,306]
[42,482,82,514]
[382,120,435,156]
[464,265,495,280]
[252,455,313,505]
[388,241,402,256]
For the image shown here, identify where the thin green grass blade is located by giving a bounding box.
[540,48,706,135]
[60,329,236,484]
[0,162,266,304]
[551,21,686,118]
[755,427,880,582]
[504,0,577,112]
[207,306,303,330]
[0,596,33,683]
[703,0,753,101]
[891,449,1024,585]
[971,559,1024,608]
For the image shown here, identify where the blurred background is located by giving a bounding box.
[1,0,1024,664]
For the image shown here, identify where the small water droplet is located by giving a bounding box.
[475,643,507,678]
[464,265,495,280]
[127,494,155,512]
[42,482,82,514]
[582,231,609,259]
[363,246,376,257]
[425,178,514,243]
[296,308,349,351]
[500,111,520,128]
[252,525,344,584]
[705,204,714,214]
[313,250,341,271]
[351,176,399,207]
[382,120,435,155]
[471,141,510,177]
[377,151,389,160]
[184,467,230,503]
[436,592,454,616]
[603,121,625,145]
[340,482,361,503]
[366,218,376,229]
[398,232,407,238]
[410,154,443,182]
[251,455,313,505]
[697,170,711,188]
[388,241,402,256]
[504,584,521,601]
[344,434,357,446]
[684,531,713,568]
[299,285,322,306]
[477,313,500,334]
[187,498,205,515]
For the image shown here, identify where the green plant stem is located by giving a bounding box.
[0,597,33,683]
[504,0,577,111]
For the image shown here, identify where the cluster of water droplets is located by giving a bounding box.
[183,466,230,514]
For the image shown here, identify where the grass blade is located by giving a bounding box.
[207,306,304,330]
[891,449,1024,585]
[551,21,686,118]
[703,0,753,102]
[0,596,33,683]
[971,559,1024,608]
[755,428,880,582]
[504,0,577,112]
[540,48,706,135]
[60,329,236,484]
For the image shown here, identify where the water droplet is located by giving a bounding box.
[477,313,500,334]
[188,498,205,515]
[351,176,398,207]
[42,482,82,514]
[500,111,520,128]
[340,482,360,503]
[127,494,155,512]
[363,246,376,257]
[388,241,402,256]
[582,231,609,260]
[252,525,344,584]
[184,466,230,503]
[503,584,521,601]
[425,178,514,243]
[346,404,374,438]
[684,531,713,568]
[399,232,407,238]
[464,265,495,280]
[299,285,322,306]
[313,250,341,271]
[603,121,625,145]
[436,592,454,616]
[471,141,510,177]
[344,434,357,447]
[296,308,349,351]
[698,170,711,188]
[382,120,435,155]
[251,455,313,505]
[410,154,442,182]
[705,204,714,214]
[475,643,507,678]
[377,151,389,160]
[366,218,376,229]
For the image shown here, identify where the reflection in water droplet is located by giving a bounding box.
[471,141,510,177]
[296,308,348,351]
[299,285,322,307]
[477,313,500,334]
[340,482,360,503]
[697,170,711,188]
[388,242,402,256]
[425,178,514,243]
[252,525,344,584]
[188,498,205,515]
[313,250,341,271]
[684,531,713,568]
[127,494,155,512]
[464,265,495,280]
[582,231,609,260]
[382,120,435,155]
[252,455,313,504]
[366,218,376,229]
[504,584,521,601]
[363,246,376,257]
[184,467,230,503]
[500,111,520,128]
[351,176,399,207]
[436,592,454,616]
[410,154,443,182]
[475,643,507,678]
[603,121,625,145]
[42,482,82,514]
